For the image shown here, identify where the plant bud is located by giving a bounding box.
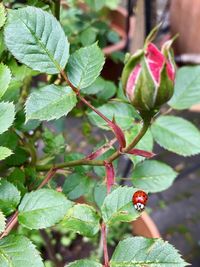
[122,35,176,118]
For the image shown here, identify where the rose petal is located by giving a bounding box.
[146,43,165,84]
[126,64,141,101]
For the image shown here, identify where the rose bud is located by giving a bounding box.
[122,32,176,118]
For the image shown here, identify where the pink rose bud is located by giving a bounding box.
[122,30,176,118]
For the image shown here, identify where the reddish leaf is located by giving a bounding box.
[127,148,155,158]
[85,138,116,160]
[104,161,115,194]
[107,120,126,149]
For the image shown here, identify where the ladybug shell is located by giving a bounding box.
[132,190,148,205]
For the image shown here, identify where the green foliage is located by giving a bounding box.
[88,102,139,130]
[126,124,153,165]
[101,186,141,225]
[169,66,200,109]
[25,85,77,121]
[0,102,15,135]
[67,43,105,89]
[0,235,44,267]
[0,211,5,234]
[0,3,6,29]
[0,3,196,266]
[66,259,102,267]
[0,146,13,160]
[131,160,178,193]
[0,179,21,216]
[42,128,65,156]
[63,173,90,200]
[110,237,188,267]
[82,77,116,100]
[18,189,73,229]
[0,64,11,99]
[61,204,100,237]
[151,115,200,156]
[4,7,69,74]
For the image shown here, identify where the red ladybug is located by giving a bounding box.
[132,190,148,211]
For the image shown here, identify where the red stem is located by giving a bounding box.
[101,222,110,267]
[60,70,114,125]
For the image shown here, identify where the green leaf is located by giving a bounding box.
[88,102,139,130]
[18,189,73,229]
[0,210,5,234]
[169,66,200,109]
[42,127,65,156]
[63,173,90,200]
[0,64,11,100]
[4,6,69,74]
[101,186,142,225]
[0,3,6,28]
[105,0,120,9]
[67,43,105,89]
[126,124,153,165]
[80,27,97,46]
[132,160,177,193]
[0,235,44,267]
[111,237,188,267]
[0,179,21,216]
[82,76,117,100]
[85,0,106,11]
[66,259,102,267]
[25,85,77,122]
[0,146,13,161]
[0,102,15,135]
[61,204,100,237]
[151,115,200,156]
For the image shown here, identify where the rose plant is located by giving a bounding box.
[0,2,200,267]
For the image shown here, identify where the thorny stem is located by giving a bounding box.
[101,223,110,267]
[0,211,18,239]
[60,70,115,125]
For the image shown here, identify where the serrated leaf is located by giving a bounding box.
[66,259,102,267]
[63,173,90,200]
[151,115,200,156]
[0,210,5,234]
[0,102,15,135]
[4,6,69,74]
[0,3,6,29]
[0,64,11,99]
[18,189,73,229]
[126,124,153,165]
[0,179,21,216]
[61,204,100,237]
[25,85,77,122]
[88,102,139,130]
[67,43,105,89]
[0,235,44,267]
[111,237,188,267]
[101,186,142,225]
[0,146,13,160]
[132,160,177,193]
[169,66,200,109]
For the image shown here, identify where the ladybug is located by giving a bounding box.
[132,190,148,211]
